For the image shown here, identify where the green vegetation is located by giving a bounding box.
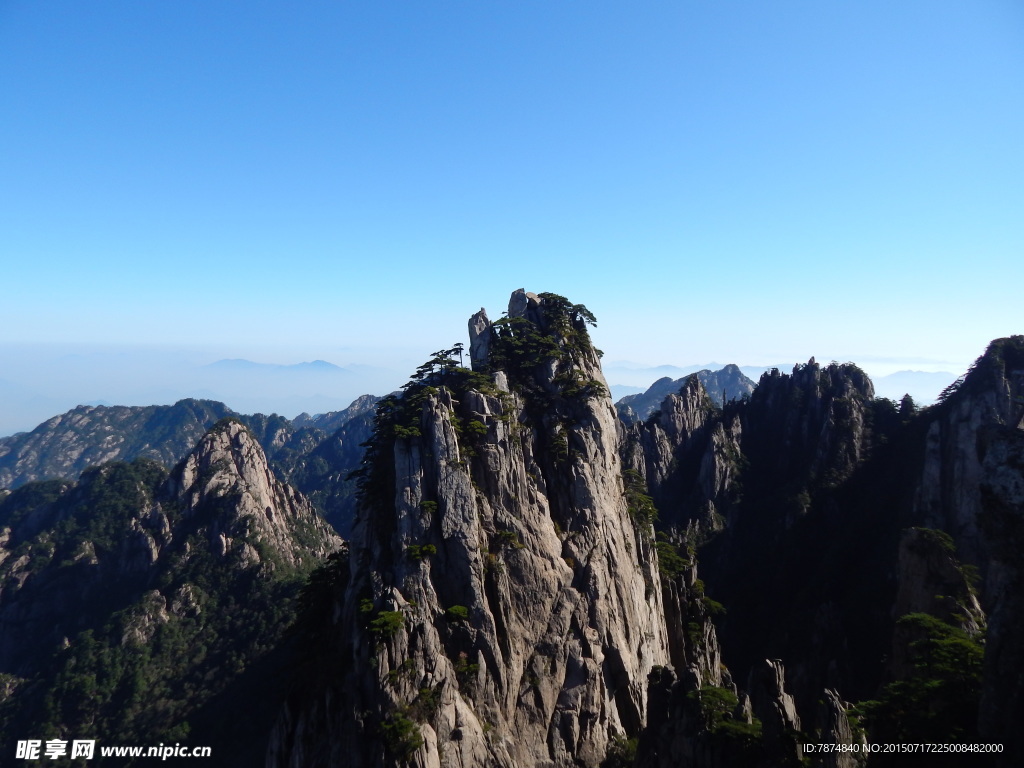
[937,336,1024,405]
[386,658,417,686]
[454,652,479,685]
[654,531,690,578]
[380,710,423,760]
[553,370,608,401]
[550,430,569,464]
[701,596,726,616]
[858,612,984,745]
[623,469,658,526]
[445,605,470,622]
[463,417,488,438]
[601,736,638,768]
[64,460,168,555]
[0,479,70,529]
[687,686,763,758]
[289,548,350,684]
[495,529,525,550]
[912,526,957,555]
[408,684,443,722]
[487,293,601,398]
[370,610,406,639]
[406,543,437,560]
[0,459,317,766]
[378,681,448,759]
[488,316,560,381]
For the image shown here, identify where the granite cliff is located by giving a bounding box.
[271,291,672,767]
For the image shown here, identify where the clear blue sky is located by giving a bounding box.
[2,1,1022,386]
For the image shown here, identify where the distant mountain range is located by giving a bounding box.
[0,396,379,535]
[203,358,352,374]
[0,348,406,437]
[607,364,957,406]
[604,361,776,385]
[615,364,758,423]
[872,369,958,403]
[0,399,238,489]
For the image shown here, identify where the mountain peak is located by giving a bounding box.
[174,419,339,568]
[272,290,669,767]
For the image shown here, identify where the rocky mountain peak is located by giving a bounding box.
[488,290,605,386]
[615,366,756,425]
[0,417,341,762]
[271,290,670,767]
[468,307,491,370]
[656,376,716,443]
[172,419,338,569]
[506,287,541,319]
[745,360,874,490]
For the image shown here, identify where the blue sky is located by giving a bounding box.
[1,1,1022,431]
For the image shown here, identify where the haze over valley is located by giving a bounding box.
[0,343,960,438]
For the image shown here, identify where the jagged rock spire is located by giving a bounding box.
[270,290,671,767]
[468,308,491,371]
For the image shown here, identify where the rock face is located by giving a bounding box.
[468,308,491,370]
[292,393,381,434]
[285,404,378,536]
[270,291,671,767]
[741,360,874,493]
[978,424,1024,765]
[169,419,340,568]
[0,418,340,663]
[0,395,381,538]
[619,339,1024,759]
[660,562,725,689]
[624,360,879,683]
[621,375,742,533]
[914,336,1024,573]
[625,358,875,537]
[747,659,801,746]
[810,689,861,768]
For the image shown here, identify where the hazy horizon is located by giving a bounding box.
[0,329,969,437]
[3,2,1020,434]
